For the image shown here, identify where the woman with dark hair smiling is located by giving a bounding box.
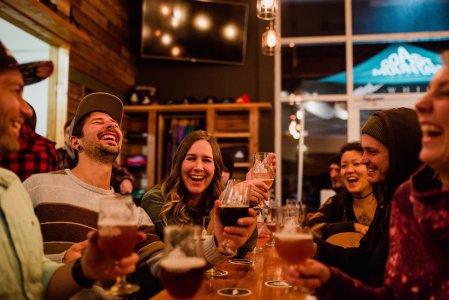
[309,142,379,241]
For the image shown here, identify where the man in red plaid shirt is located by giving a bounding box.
[0,103,58,181]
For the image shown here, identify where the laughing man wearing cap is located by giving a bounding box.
[314,107,422,287]
[24,92,166,298]
[0,41,139,299]
[24,92,254,298]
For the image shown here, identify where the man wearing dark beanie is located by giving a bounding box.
[315,107,422,288]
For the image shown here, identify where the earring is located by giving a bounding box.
[77,145,82,151]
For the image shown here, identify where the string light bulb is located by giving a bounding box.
[261,21,280,56]
[257,0,278,20]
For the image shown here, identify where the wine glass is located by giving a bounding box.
[265,203,281,247]
[251,152,275,211]
[202,216,228,277]
[97,198,139,296]
[160,225,207,299]
[274,205,314,295]
[218,179,251,256]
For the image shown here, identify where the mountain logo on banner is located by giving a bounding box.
[372,46,441,78]
[320,43,443,85]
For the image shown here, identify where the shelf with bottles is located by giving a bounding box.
[123,103,271,188]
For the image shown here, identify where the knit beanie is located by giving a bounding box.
[361,115,389,147]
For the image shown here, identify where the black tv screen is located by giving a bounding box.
[141,0,248,65]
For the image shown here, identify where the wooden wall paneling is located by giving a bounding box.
[0,0,90,44]
[70,52,131,93]
[70,42,134,87]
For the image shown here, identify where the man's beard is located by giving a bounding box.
[85,143,120,164]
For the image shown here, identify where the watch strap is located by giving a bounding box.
[71,257,96,288]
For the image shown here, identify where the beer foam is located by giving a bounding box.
[160,256,207,272]
[97,220,137,226]
[275,232,313,241]
[219,204,248,208]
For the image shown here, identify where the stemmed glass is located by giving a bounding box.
[160,225,207,299]
[98,198,139,296]
[202,216,228,277]
[274,205,314,295]
[251,152,275,211]
[265,203,281,247]
[218,179,251,256]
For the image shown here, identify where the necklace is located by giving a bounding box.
[353,190,373,200]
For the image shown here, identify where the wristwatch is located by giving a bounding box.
[71,257,96,288]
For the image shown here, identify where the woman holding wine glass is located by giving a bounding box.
[141,130,262,266]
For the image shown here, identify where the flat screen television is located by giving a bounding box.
[141,0,248,65]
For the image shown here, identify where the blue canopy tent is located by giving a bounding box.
[320,43,442,85]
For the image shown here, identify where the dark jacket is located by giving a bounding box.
[310,187,382,240]
[316,108,422,287]
[309,190,358,239]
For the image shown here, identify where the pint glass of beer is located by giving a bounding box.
[160,225,207,299]
[98,198,139,296]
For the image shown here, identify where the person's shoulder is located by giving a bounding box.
[0,167,21,186]
[141,185,164,213]
[143,185,163,201]
[23,170,68,188]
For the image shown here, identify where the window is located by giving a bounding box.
[276,0,449,209]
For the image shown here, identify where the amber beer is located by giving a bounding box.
[261,178,274,189]
[98,223,138,260]
[266,223,277,233]
[219,205,249,227]
[160,256,207,299]
[274,232,314,264]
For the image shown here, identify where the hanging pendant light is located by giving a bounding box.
[261,21,280,56]
[257,0,278,20]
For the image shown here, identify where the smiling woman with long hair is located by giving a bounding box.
[141,130,258,259]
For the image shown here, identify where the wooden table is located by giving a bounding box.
[151,244,313,299]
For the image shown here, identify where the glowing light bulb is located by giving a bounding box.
[161,33,172,45]
[267,30,277,48]
[262,0,275,8]
[223,24,238,40]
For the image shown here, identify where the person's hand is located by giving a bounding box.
[119,179,133,194]
[283,259,330,291]
[63,240,88,264]
[354,223,369,236]
[212,200,257,253]
[80,230,145,281]
[245,180,269,206]
[246,152,277,180]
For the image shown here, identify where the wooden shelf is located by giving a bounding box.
[123,102,272,187]
[124,103,272,113]
[214,132,251,138]
[234,162,250,168]
[0,0,91,45]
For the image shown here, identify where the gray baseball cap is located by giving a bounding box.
[70,92,123,136]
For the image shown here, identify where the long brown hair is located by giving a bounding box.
[160,130,224,225]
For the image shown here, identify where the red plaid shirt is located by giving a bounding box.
[0,125,58,181]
